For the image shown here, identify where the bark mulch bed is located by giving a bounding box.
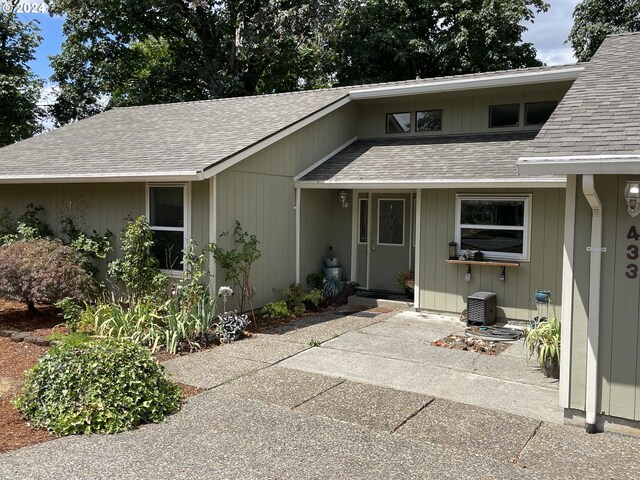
[432,334,511,355]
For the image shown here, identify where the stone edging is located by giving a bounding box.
[0,329,53,346]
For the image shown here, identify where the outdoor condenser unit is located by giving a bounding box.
[467,291,497,326]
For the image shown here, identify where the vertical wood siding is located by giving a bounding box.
[215,105,357,308]
[417,188,565,321]
[571,175,640,420]
[356,83,571,139]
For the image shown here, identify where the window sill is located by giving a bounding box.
[445,259,520,268]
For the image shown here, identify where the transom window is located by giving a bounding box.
[525,101,557,126]
[386,112,411,134]
[489,104,520,128]
[147,184,188,272]
[455,196,530,261]
[415,110,442,132]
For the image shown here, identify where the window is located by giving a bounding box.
[525,101,557,126]
[455,196,530,260]
[147,184,188,272]
[489,104,520,128]
[386,112,411,134]
[378,199,404,246]
[415,110,442,132]
[359,198,368,244]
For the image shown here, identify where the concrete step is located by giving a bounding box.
[348,293,413,310]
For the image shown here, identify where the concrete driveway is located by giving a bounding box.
[1,307,638,479]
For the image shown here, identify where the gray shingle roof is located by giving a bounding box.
[298,133,561,185]
[0,63,577,181]
[525,33,640,158]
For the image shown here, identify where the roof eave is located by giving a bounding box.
[294,178,566,189]
[349,67,583,100]
[518,155,640,175]
[0,171,203,184]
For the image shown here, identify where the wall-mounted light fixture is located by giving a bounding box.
[625,181,640,217]
[338,190,349,209]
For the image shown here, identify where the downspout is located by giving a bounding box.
[295,187,301,284]
[582,175,603,434]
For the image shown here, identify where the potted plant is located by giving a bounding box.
[524,316,560,379]
[395,269,415,299]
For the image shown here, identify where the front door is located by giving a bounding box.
[369,193,412,292]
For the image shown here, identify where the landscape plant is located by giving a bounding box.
[524,316,560,379]
[323,277,345,301]
[0,238,96,313]
[14,338,182,435]
[261,300,291,320]
[211,221,261,315]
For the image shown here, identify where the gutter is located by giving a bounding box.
[518,155,640,175]
[582,174,603,434]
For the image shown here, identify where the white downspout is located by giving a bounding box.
[582,174,603,434]
[295,187,301,284]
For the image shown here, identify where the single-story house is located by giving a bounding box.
[0,32,638,433]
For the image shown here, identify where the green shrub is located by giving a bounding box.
[261,300,290,320]
[323,277,344,301]
[0,238,97,313]
[14,338,182,435]
[283,283,307,316]
[306,271,324,289]
[17,204,53,239]
[304,288,325,310]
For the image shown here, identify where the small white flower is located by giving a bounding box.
[218,286,234,297]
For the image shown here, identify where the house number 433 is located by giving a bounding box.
[627,226,640,279]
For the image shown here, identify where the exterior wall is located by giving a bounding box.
[0,181,210,280]
[215,104,357,308]
[355,82,571,139]
[417,188,565,321]
[570,175,640,421]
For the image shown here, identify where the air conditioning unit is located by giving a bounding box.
[467,291,497,326]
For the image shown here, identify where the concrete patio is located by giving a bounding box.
[1,306,638,479]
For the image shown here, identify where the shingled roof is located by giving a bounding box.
[519,33,640,174]
[0,63,578,182]
[297,133,562,187]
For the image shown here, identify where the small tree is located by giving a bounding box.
[211,221,261,315]
[0,238,96,313]
[107,216,166,299]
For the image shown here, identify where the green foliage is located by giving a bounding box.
[524,317,560,374]
[16,204,53,239]
[309,338,321,347]
[306,271,325,289]
[55,297,85,333]
[60,217,113,260]
[261,300,291,320]
[283,283,308,316]
[0,238,96,313]
[323,277,344,301]
[46,0,338,125]
[332,0,548,86]
[211,221,261,314]
[304,288,325,309]
[108,216,167,300]
[569,0,640,62]
[0,12,43,146]
[395,269,415,290]
[14,339,182,435]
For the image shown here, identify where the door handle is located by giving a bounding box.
[371,245,376,251]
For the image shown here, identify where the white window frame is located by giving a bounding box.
[377,198,405,247]
[146,183,191,276]
[358,198,369,245]
[454,194,531,261]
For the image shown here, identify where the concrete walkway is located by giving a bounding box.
[1,308,638,479]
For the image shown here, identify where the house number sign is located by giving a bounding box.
[626,226,640,279]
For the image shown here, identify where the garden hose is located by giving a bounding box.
[465,326,523,342]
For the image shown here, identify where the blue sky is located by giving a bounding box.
[21,0,581,81]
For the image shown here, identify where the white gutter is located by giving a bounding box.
[0,172,203,184]
[582,174,603,434]
[518,155,640,175]
[349,67,583,100]
[294,179,566,189]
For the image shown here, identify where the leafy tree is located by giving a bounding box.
[46,0,338,125]
[569,0,640,62]
[332,0,549,85]
[0,12,43,146]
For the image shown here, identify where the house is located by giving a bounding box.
[1,32,638,432]
[518,32,640,434]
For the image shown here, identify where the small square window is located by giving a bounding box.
[525,101,557,126]
[489,104,520,128]
[415,110,442,132]
[386,112,411,134]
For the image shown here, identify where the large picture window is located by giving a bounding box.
[455,196,530,261]
[147,184,188,272]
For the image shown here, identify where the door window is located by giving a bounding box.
[378,199,404,246]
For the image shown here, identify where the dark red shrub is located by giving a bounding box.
[0,238,96,313]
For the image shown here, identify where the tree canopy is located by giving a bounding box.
[0,12,43,147]
[569,0,640,62]
[46,0,549,126]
